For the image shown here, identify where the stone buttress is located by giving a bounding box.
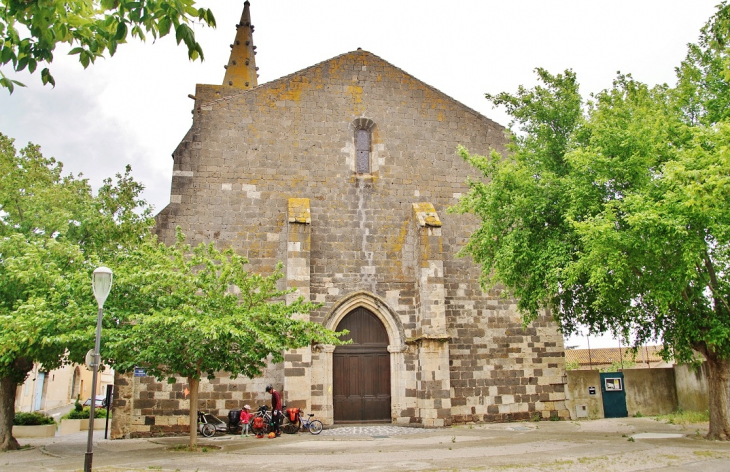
[411,203,451,427]
[283,198,313,411]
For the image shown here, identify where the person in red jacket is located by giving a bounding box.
[266,384,282,436]
[239,404,252,437]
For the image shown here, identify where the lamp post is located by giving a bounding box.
[85,267,112,472]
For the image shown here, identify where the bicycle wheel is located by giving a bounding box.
[282,416,300,434]
[308,420,323,435]
[201,423,216,438]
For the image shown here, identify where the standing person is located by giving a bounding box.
[266,384,282,436]
[239,405,252,437]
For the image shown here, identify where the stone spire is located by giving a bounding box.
[223,1,258,89]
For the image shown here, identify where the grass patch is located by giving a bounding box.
[656,409,709,425]
[545,460,575,470]
[694,450,718,457]
[578,456,607,463]
[166,444,221,453]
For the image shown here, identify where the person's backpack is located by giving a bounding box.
[286,407,299,422]
[253,416,264,430]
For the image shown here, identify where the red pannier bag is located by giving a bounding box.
[253,416,264,429]
[286,408,299,422]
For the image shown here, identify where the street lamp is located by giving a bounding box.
[85,266,112,472]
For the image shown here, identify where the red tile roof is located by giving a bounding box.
[565,345,664,366]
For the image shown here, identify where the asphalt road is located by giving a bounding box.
[3,417,729,471]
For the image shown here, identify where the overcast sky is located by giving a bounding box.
[0,1,721,349]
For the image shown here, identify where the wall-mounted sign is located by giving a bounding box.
[134,367,147,377]
[588,386,596,395]
[604,377,623,391]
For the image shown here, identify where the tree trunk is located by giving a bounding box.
[188,377,199,450]
[705,353,730,440]
[0,376,20,451]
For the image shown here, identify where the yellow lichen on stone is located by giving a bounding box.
[288,198,311,224]
[267,76,312,105]
[386,220,410,267]
[348,85,363,114]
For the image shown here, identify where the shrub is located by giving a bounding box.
[599,360,637,372]
[656,409,709,425]
[14,412,56,425]
[63,407,111,420]
[74,398,83,412]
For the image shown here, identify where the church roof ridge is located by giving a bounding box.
[200,49,504,130]
[358,50,503,129]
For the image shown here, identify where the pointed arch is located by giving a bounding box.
[323,291,405,352]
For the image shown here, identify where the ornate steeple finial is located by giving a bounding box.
[223,1,258,89]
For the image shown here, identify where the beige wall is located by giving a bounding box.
[15,363,114,413]
[675,363,709,412]
[624,368,677,416]
[566,365,708,420]
[565,370,604,419]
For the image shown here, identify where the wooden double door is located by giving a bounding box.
[333,307,391,423]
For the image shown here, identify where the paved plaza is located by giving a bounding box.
[2,418,729,471]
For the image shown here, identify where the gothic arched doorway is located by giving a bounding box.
[333,307,391,423]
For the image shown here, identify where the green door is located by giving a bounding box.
[600,372,628,418]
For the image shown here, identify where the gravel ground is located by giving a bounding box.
[2,417,729,471]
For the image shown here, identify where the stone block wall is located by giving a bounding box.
[113,49,569,437]
[112,369,282,438]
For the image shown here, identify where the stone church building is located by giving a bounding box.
[112,1,568,438]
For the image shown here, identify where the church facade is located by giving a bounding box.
[111,1,569,438]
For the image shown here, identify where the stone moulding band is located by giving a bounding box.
[406,334,451,344]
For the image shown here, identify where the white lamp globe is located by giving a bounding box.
[92,266,113,308]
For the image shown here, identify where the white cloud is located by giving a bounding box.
[0,0,717,211]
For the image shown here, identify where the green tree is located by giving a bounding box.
[105,229,344,449]
[0,133,151,450]
[454,4,730,440]
[600,360,637,373]
[0,0,216,93]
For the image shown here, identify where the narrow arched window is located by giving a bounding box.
[356,128,371,174]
